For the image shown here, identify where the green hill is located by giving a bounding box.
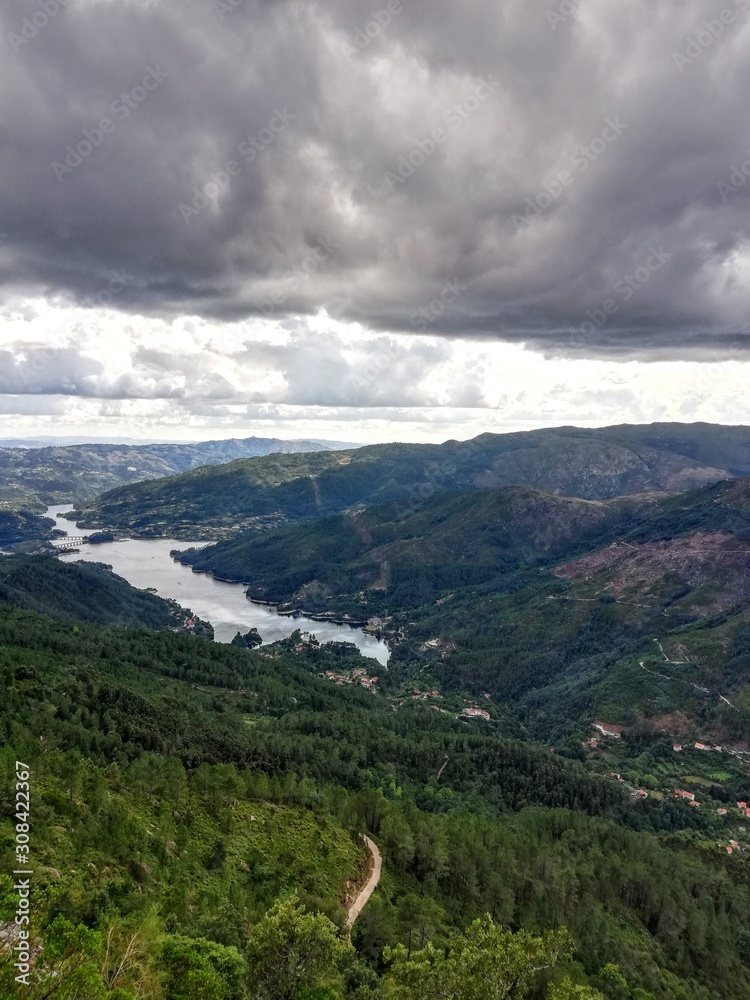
[0,555,213,634]
[3,598,750,997]
[0,509,53,549]
[0,435,352,511]
[175,485,657,601]
[72,422,750,538]
[174,478,750,748]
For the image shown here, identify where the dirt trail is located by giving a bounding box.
[346,836,382,930]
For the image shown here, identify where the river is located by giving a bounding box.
[46,506,389,665]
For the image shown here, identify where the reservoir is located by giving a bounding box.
[47,506,389,665]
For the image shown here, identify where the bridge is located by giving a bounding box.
[53,535,89,550]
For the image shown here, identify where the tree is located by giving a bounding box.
[246,894,353,1000]
[60,750,85,804]
[396,894,443,956]
[161,935,245,1000]
[379,813,415,871]
[548,981,605,999]
[386,916,572,1000]
[594,965,630,1000]
[5,916,109,1000]
[232,628,263,649]
[205,837,227,871]
[352,897,397,964]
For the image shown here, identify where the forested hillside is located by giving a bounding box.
[0,510,53,549]
[74,423,750,537]
[0,435,350,511]
[5,438,750,997]
[176,479,750,747]
[2,592,750,998]
[175,486,658,598]
[0,556,213,635]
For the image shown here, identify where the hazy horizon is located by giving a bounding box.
[2,415,748,451]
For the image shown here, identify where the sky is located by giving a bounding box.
[1,0,749,444]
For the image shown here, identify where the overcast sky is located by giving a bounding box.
[1,0,749,443]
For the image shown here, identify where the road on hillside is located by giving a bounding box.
[346,836,382,929]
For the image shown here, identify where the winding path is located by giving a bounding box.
[346,836,382,930]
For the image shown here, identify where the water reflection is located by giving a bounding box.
[47,506,389,665]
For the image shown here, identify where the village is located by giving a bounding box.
[585,719,750,857]
[323,666,379,692]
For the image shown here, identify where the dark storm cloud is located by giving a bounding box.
[2,0,750,357]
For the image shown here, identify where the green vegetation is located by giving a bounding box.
[175,486,654,597]
[0,510,53,550]
[231,628,263,649]
[74,423,750,537]
[0,436,348,510]
[5,431,750,997]
[0,555,213,635]
[2,571,750,997]
[173,479,750,746]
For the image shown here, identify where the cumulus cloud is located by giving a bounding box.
[2,296,750,444]
[0,0,748,362]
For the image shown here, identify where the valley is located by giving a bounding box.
[3,422,750,999]
[44,505,389,661]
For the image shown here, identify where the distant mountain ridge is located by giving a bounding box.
[75,422,750,537]
[0,435,356,510]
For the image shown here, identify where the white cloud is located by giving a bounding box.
[0,296,749,442]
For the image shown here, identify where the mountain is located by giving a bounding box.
[175,485,659,599]
[0,436,170,447]
[557,478,750,617]
[175,477,750,749]
[0,435,356,511]
[0,435,355,449]
[73,422,750,538]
